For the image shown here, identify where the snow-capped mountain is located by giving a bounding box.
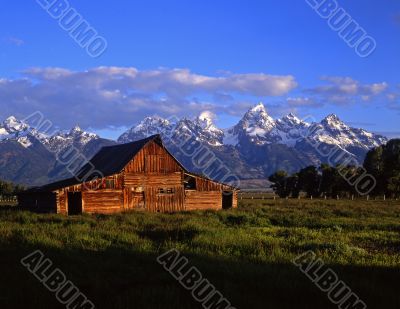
[118,116,174,144]
[116,103,387,179]
[118,112,224,146]
[0,117,113,186]
[46,125,99,153]
[224,103,278,146]
[0,106,388,186]
[0,116,47,148]
[311,114,387,150]
[118,103,386,153]
[0,116,101,152]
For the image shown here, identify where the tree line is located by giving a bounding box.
[269,139,400,198]
[0,179,24,196]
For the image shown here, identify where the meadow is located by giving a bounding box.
[0,198,399,308]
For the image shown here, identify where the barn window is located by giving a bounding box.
[184,175,196,190]
[157,188,175,194]
[105,179,115,189]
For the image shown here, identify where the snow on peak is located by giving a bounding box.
[243,103,274,126]
[321,114,349,132]
[323,114,342,124]
[70,125,83,133]
[118,116,173,143]
[250,102,267,113]
[281,113,302,125]
[3,116,28,132]
[198,111,215,126]
[196,111,222,136]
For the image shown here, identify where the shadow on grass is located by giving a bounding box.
[0,243,399,309]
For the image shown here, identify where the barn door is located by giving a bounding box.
[68,192,82,215]
[222,191,233,209]
[144,186,184,212]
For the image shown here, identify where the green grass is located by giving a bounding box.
[0,200,399,308]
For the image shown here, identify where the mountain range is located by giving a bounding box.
[0,103,387,187]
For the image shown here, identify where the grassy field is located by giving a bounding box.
[0,199,399,308]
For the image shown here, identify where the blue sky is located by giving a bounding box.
[0,0,399,139]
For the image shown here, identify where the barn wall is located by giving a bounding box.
[232,191,238,208]
[124,141,182,174]
[184,191,222,211]
[122,141,185,212]
[82,191,123,214]
[58,190,67,214]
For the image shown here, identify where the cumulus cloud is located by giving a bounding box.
[306,76,388,105]
[0,67,297,129]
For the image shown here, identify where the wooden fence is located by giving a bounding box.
[0,196,18,203]
[238,193,399,201]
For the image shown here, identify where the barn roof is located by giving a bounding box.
[28,135,165,192]
[76,134,164,179]
[25,134,237,192]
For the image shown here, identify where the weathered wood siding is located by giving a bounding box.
[82,191,123,214]
[58,190,67,214]
[232,191,238,208]
[123,141,185,212]
[184,191,222,210]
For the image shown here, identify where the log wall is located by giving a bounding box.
[82,191,123,214]
[184,191,222,211]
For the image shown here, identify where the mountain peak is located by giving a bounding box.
[2,116,28,132]
[5,115,18,122]
[324,114,341,122]
[198,111,215,124]
[70,125,82,133]
[282,113,302,124]
[242,102,274,127]
[249,102,267,113]
[321,114,349,130]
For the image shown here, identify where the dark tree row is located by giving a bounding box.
[269,139,400,198]
[0,180,24,196]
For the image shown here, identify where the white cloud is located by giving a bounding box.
[0,66,297,129]
[307,76,388,105]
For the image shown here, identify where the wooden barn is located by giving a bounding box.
[18,135,238,214]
